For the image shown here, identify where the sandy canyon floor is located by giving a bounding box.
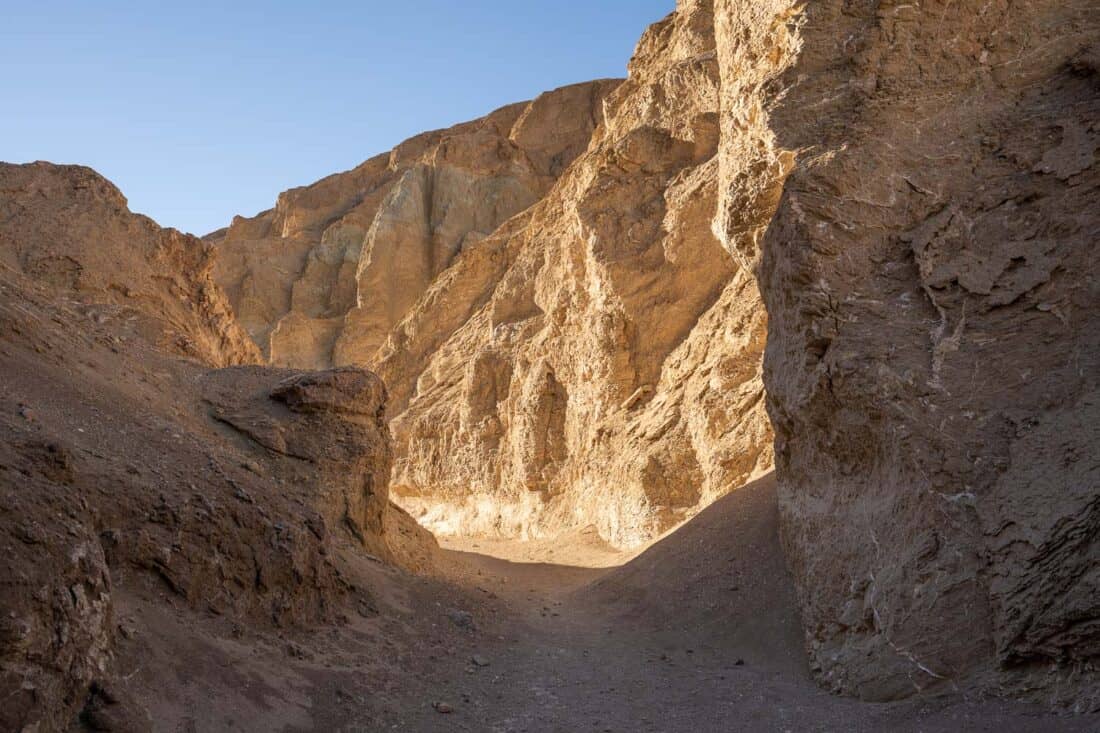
[105,476,1099,732]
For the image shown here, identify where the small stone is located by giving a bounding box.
[470,655,490,667]
[433,701,453,714]
[446,609,474,629]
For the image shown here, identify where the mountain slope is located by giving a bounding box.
[0,163,421,730]
[211,80,620,370]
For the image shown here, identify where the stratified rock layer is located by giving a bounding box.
[713,0,1099,707]
[212,80,620,370]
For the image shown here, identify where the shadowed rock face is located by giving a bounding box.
[0,343,399,729]
[0,441,112,733]
[0,163,408,729]
[203,366,393,559]
[713,0,1100,708]
[211,80,621,371]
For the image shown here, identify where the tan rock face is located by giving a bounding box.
[212,80,620,370]
[95,0,1090,710]
[374,0,773,547]
[713,0,1100,706]
[0,162,260,367]
[213,23,773,550]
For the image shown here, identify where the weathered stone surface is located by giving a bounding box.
[210,17,773,550]
[212,80,620,370]
[0,162,260,368]
[713,0,1100,707]
[202,366,393,558]
[0,302,402,729]
[4,0,1090,718]
[0,441,111,733]
[0,165,407,727]
[373,0,773,548]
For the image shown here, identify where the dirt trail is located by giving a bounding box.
[376,475,1098,732]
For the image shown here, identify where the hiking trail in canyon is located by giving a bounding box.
[361,476,1094,732]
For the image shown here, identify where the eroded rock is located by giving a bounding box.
[212,80,621,370]
[375,0,773,547]
[713,0,1100,707]
[0,166,405,727]
[202,366,393,558]
[0,162,260,368]
[0,449,111,733]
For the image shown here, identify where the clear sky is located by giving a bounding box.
[2,1,672,235]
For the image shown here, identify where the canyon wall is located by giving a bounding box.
[0,163,406,729]
[713,0,1099,707]
[214,13,775,549]
[202,0,1098,707]
[374,0,773,546]
[212,80,620,370]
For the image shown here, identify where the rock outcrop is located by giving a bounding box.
[0,162,260,367]
[212,80,620,370]
[377,0,774,546]
[711,0,1099,708]
[0,164,406,729]
[223,2,774,548]
[6,0,1090,718]
[202,366,393,559]
[0,438,112,733]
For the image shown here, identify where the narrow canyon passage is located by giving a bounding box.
[2,0,1097,726]
[365,476,1094,733]
[97,472,1098,732]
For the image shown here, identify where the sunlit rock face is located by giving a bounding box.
[0,162,260,368]
[212,12,775,551]
[211,79,620,371]
[373,0,773,548]
[712,0,1100,708]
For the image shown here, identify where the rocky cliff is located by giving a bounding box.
[13,0,1087,717]
[219,4,775,549]
[378,1,774,547]
[211,0,1098,709]
[212,80,620,370]
[712,0,1099,708]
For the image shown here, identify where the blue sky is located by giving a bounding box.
[2,1,672,235]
